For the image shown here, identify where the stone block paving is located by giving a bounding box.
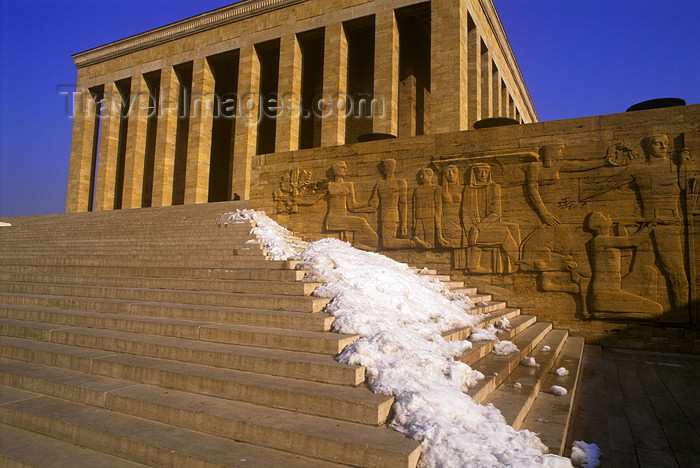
[568,345,700,467]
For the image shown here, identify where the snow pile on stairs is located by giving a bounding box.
[223,210,580,467]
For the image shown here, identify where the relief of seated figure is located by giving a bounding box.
[324,161,378,250]
[461,163,521,273]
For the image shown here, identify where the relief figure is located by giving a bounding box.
[616,134,691,316]
[520,227,582,294]
[324,161,378,250]
[438,165,463,247]
[521,143,606,302]
[524,143,606,227]
[412,168,440,249]
[461,163,521,273]
[585,211,663,320]
[366,159,414,249]
[439,165,467,268]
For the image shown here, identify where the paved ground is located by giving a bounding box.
[568,345,700,467]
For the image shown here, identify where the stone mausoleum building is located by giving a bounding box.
[1,0,698,465]
[67,0,536,212]
[66,0,699,338]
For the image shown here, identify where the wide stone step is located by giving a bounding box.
[0,306,353,353]
[0,255,299,269]
[520,336,585,456]
[0,237,261,248]
[0,256,300,270]
[0,234,256,246]
[0,264,308,281]
[0,282,329,313]
[467,321,552,403]
[0,357,391,425]
[0,386,347,467]
[0,331,365,385]
[0,230,254,242]
[3,251,271,262]
[0,272,320,296]
[483,329,569,428]
[460,312,537,365]
[441,307,522,342]
[1,233,259,244]
[469,300,507,315]
[0,422,149,468]
[6,244,269,256]
[0,292,334,331]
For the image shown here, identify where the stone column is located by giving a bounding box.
[373,10,399,136]
[66,88,99,213]
[232,45,261,200]
[275,34,302,153]
[491,64,501,117]
[480,46,493,119]
[94,81,122,211]
[467,20,481,127]
[184,58,215,205]
[151,66,180,207]
[122,75,150,209]
[501,85,509,117]
[320,22,348,147]
[398,74,417,137]
[430,0,469,134]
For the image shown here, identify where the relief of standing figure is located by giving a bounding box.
[412,168,440,249]
[612,134,692,318]
[367,159,415,249]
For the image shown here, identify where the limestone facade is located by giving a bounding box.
[66,0,536,213]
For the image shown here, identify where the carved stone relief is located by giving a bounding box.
[584,211,663,320]
[605,141,637,167]
[367,159,415,249]
[324,161,378,250]
[613,134,692,319]
[270,132,698,323]
[412,168,439,249]
[461,163,521,273]
[273,168,326,214]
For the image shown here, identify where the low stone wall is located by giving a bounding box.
[249,104,700,348]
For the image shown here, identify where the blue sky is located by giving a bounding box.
[0,0,698,217]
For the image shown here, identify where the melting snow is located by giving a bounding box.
[224,210,575,467]
[522,357,539,367]
[571,441,601,467]
[493,340,519,356]
[556,367,570,376]
[551,385,568,396]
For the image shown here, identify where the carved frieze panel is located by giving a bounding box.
[266,129,700,325]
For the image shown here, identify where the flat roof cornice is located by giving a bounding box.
[72,0,306,68]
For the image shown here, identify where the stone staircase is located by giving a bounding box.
[0,201,583,466]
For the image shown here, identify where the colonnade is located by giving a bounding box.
[67,0,535,213]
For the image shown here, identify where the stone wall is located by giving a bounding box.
[249,104,700,346]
